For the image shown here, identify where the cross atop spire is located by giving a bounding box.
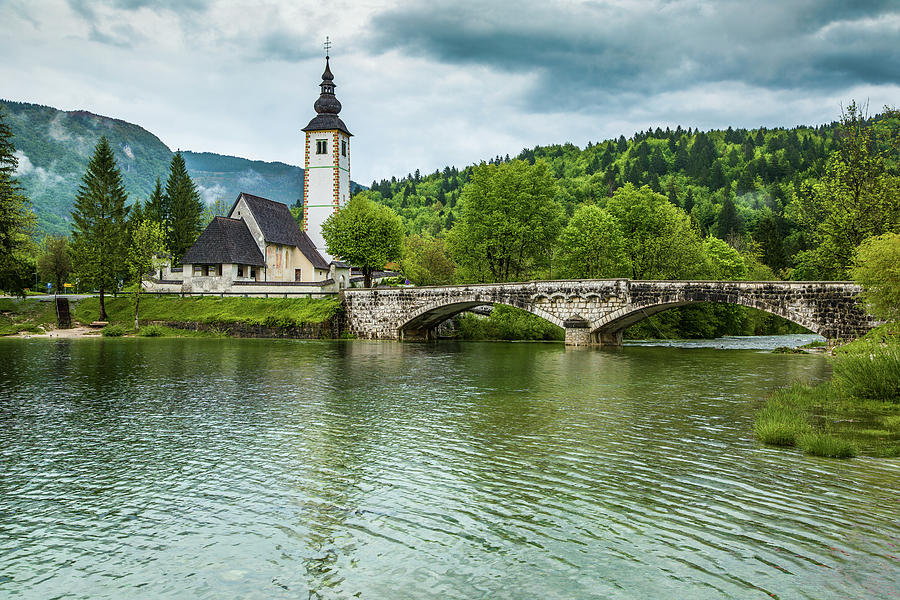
[323,36,331,58]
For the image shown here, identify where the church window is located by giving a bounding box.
[295,269,302,282]
[316,139,327,154]
[237,265,244,277]
[250,267,257,279]
[341,140,347,157]
[193,264,202,276]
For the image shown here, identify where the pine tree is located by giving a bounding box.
[0,108,36,294]
[716,191,743,240]
[144,177,169,233]
[71,136,129,320]
[165,151,203,262]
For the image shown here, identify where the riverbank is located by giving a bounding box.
[755,322,900,458]
[74,295,344,338]
[0,295,344,339]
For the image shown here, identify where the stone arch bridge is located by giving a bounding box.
[342,280,876,346]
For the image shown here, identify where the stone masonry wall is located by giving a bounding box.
[342,280,877,345]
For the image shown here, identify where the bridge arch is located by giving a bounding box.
[398,296,564,340]
[590,295,822,342]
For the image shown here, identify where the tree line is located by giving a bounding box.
[0,109,204,322]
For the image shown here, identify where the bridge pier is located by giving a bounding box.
[564,326,592,346]
[400,327,435,341]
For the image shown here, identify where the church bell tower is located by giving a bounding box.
[302,39,352,260]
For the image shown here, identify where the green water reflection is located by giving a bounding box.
[0,338,898,599]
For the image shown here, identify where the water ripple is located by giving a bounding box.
[0,338,898,599]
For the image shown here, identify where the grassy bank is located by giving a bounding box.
[72,295,342,336]
[0,298,57,335]
[755,323,900,458]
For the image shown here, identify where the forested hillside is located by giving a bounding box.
[364,112,899,280]
[0,100,360,235]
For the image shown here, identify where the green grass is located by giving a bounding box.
[755,326,900,458]
[797,433,858,458]
[70,294,342,339]
[101,324,125,337]
[73,295,342,331]
[831,341,900,401]
[0,298,57,335]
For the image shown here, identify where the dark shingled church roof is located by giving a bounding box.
[181,217,265,266]
[229,192,330,270]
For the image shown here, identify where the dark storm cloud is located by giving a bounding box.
[368,0,900,112]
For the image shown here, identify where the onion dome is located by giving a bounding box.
[303,56,352,136]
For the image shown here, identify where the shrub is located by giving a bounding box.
[101,324,125,337]
[852,233,900,321]
[832,341,900,402]
[755,405,808,446]
[138,325,165,337]
[797,433,858,458]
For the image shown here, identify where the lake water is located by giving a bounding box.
[1,336,898,599]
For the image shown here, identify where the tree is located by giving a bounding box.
[0,108,36,295]
[754,213,786,272]
[557,204,629,279]
[852,233,900,321]
[401,234,456,286]
[716,191,743,240]
[128,219,167,330]
[701,236,747,280]
[794,102,900,278]
[448,160,564,282]
[322,193,403,288]
[37,235,72,292]
[165,152,203,262]
[71,136,129,321]
[143,177,169,229]
[604,183,704,279]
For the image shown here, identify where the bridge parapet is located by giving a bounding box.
[341,279,876,345]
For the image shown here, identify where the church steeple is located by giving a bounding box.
[301,37,352,261]
[302,46,351,136]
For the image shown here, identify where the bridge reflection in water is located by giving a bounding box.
[342,279,876,346]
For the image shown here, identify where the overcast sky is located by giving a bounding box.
[2,0,899,185]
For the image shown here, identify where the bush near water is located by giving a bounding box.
[755,323,900,458]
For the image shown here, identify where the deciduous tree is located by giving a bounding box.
[448,160,564,282]
[604,184,703,279]
[322,193,403,288]
[852,233,900,321]
[128,219,167,330]
[401,234,456,286]
[37,235,72,292]
[557,204,629,279]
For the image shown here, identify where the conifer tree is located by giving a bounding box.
[165,151,203,262]
[0,108,36,294]
[71,136,129,320]
[716,191,743,240]
[144,177,169,231]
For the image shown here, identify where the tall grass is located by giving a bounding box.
[832,341,900,402]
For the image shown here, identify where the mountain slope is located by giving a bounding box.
[1,99,361,235]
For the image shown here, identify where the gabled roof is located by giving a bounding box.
[182,217,265,266]
[228,192,330,270]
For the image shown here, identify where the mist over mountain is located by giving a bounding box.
[1,99,359,235]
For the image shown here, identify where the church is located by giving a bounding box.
[148,53,356,294]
